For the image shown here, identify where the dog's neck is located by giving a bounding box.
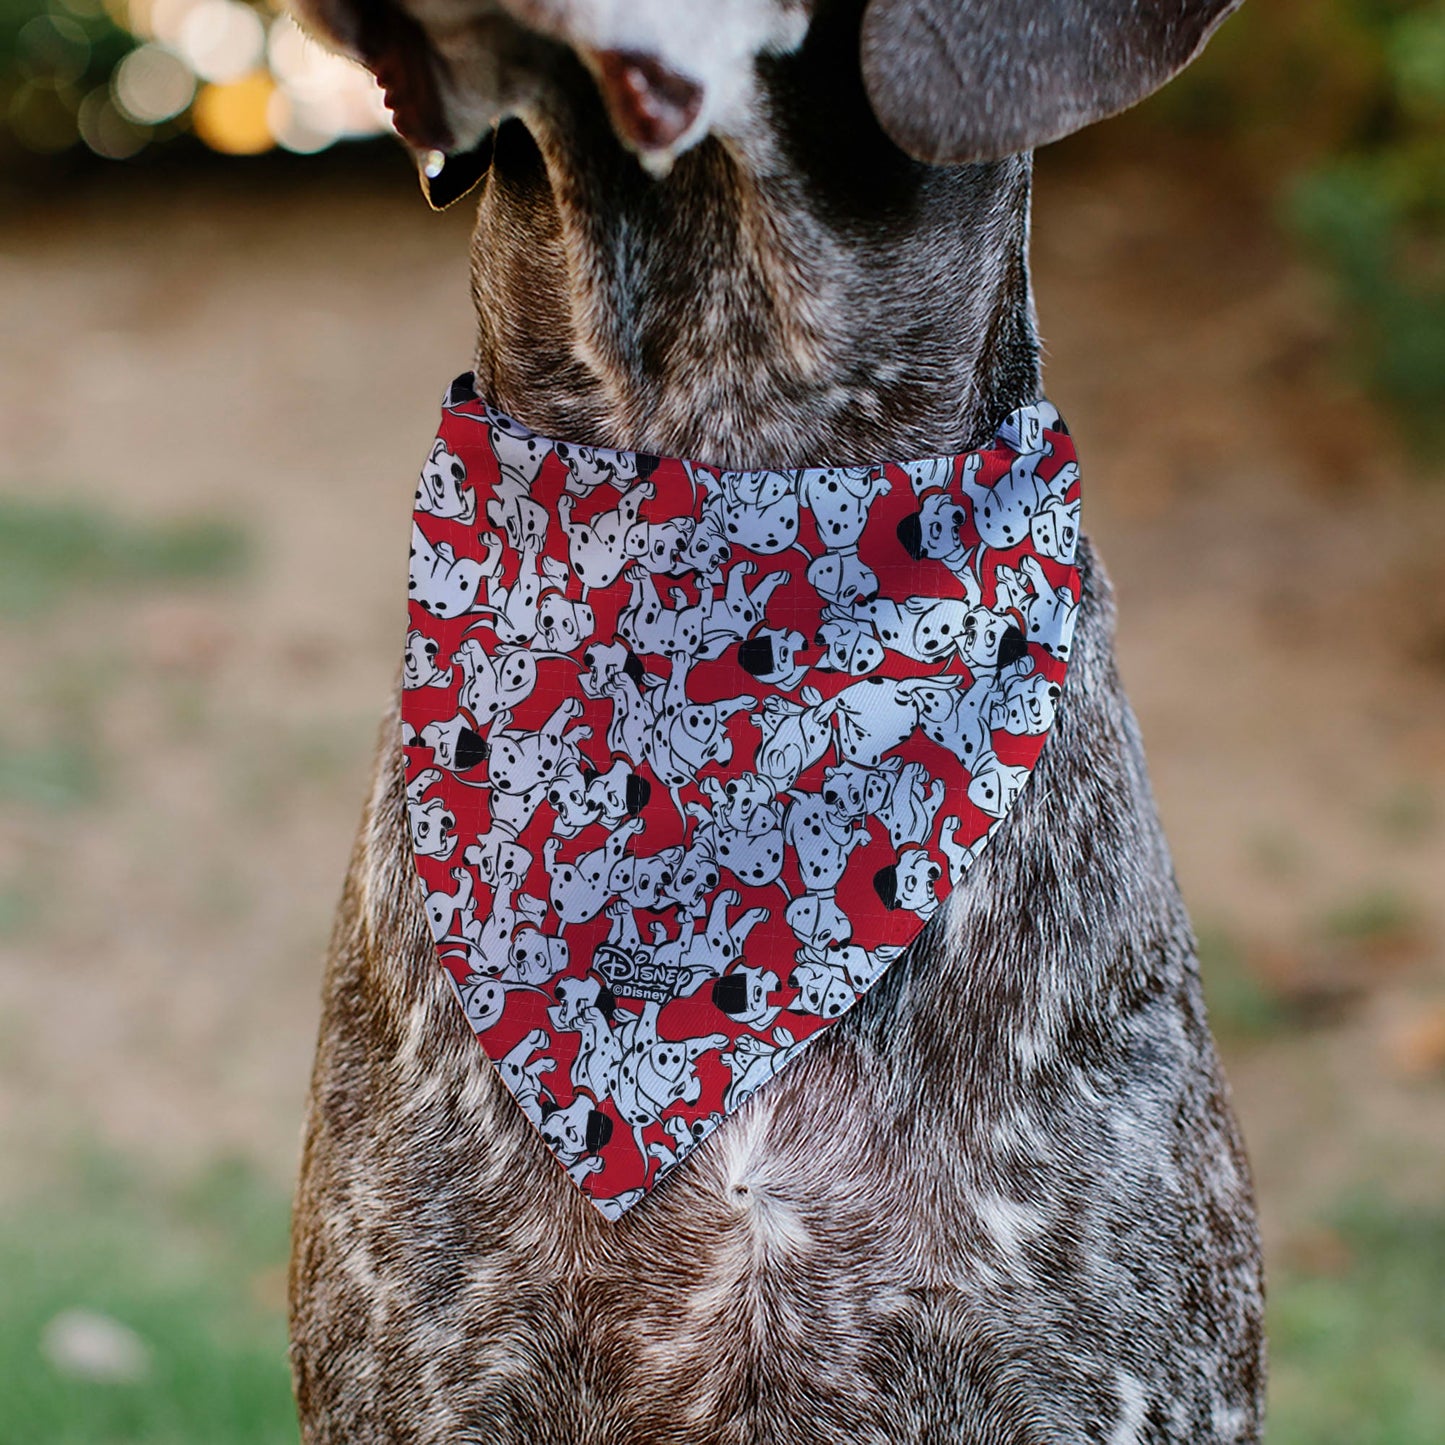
[466,35,1041,471]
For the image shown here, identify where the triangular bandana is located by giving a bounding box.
[402,375,1081,1217]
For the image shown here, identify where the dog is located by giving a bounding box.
[290,1,1264,1441]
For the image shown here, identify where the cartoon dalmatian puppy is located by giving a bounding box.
[822,756,946,851]
[453,637,538,724]
[539,1095,614,1167]
[545,758,596,837]
[556,479,656,594]
[813,612,886,676]
[661,837,720,920]
[442,873,548,977]
[990,658,1063,737]
[469,536,595,653]
[849,594,979,666]
[1030,494,1081,566]
[454,972,549,1033]
[422,867,475,943]
[696,560,790,656]
[784,789,871,891]
[646,658,756,792]
[413,711,489,773]
[589,1188,647,1222]
[586,760,652,834]
[752,687,838,793]
[552,440,642,497]
[737,626,810,690]
[711,963,785,1031]
[545,758,648,842]
[787,952,856,1019]
[621,561,790,661]
[797,465,890,548]
[698,465,802,555]
[721,1025,807,1112]
[646,1113,722,1174]
[491,1029,557,1126]
[677,500,732,582]
[622,514,693,577]
[901,455,953,498]
[593,661,662,765]
[784,889,852,949]
[1014,554,1079,659]
[409,524,491,619]
[482,697,592,799]
[502,928,570,987]
[616,566,709,660]
[796,939,904,995]
[463,829,533,889]
[482,408,551,554]
[609,843,682,913]
[402,629,451,690]
[995,400,1064,455]
[415,439,477,523]
[908,674,994,772]
[550,974,627,1102]
[579,641,652,700]
[406,768,457,861]
[609,1005,730,1170]
[805,547,879,609]
[956,570,1028,672]
[543,817,647,926]
[685,773,788,889]
[872,846,943,920]
[967,752,1033,821]
[830,676,935,769]
[896,491,972,581]
[959,437,1080,555]
[939,815,998,886]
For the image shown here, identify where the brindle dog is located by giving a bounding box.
[286,2,1266,1440]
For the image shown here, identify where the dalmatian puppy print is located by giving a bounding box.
[403,374,1081,1214]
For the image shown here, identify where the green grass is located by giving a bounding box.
[1269,1197,1445,1445]
[0,1154,298,1445]
[0,497,248,618]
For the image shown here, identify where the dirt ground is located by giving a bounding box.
[1,139,1443,1268]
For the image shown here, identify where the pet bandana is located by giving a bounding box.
[403,374,1082,1217]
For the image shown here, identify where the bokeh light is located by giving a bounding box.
[2,0,393,160]
[191,68,272,153]
[112,43,193,124]
[175,0,265,85]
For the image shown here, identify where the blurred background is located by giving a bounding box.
[1,1,1443,1440]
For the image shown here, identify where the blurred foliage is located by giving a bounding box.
[0,0,384,166]
[1,0,149,162]
[1164,0,1445,446]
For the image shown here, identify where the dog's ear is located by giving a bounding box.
[860,0,1243,164]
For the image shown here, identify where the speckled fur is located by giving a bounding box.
[289,1,1265,1439]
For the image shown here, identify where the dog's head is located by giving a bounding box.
[293,0,1243,202]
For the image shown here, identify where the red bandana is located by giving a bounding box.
[403,375,1081,1217]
